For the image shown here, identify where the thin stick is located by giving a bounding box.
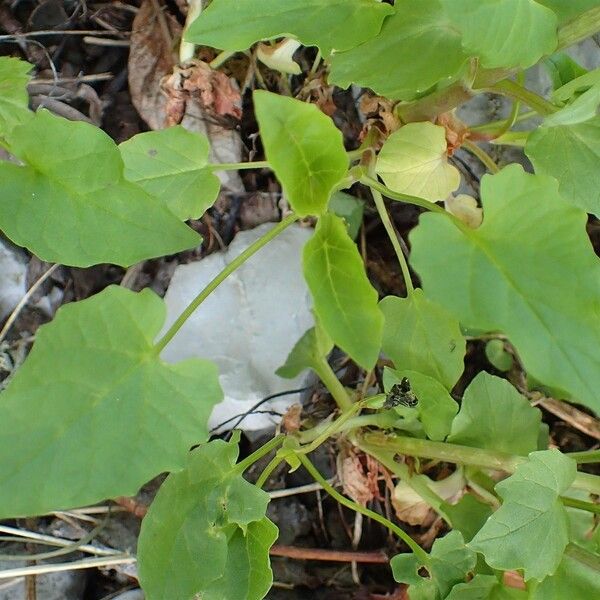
[0,30,130,39]
[0,556,134,580]
[0,264,59,344]
[269,545,388,564]
[83,37,130,47]
[268,479,336,499]
[0,525,120,557]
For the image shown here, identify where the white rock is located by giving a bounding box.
[0,240,27,321]
[161,223,314,432]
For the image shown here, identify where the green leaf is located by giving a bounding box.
[445,575,527,600]
[376,122,460,202]
[469,450,577,581]
[484,339,513,372]
[329,191,364,240]
[185,0,393,54]
[380,289,466,390]
[385,369,458,441]
[544,53,587,89]
[441,0,558,70]
[119,126,221,221]
[526,116,600,215]
[0,57,32,133]
[254,91,348,217]
[410,165,600,414]
[444,494,493,544]
[538,0,600,23]
[0,286,222,519]
[392,531,476,599]
[530,552,600,599]
[329,0,469,101]
[0,110,199,267]
[276,325,333,379]
[138,437,277,600]
[303,213,383,369]
[448,372,542,455]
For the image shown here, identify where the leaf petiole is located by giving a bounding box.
[233,434,285,476]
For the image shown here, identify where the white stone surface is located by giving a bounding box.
[0,240,27,321]
[161,222,314,432]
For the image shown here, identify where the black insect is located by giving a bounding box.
[384,377,419,409]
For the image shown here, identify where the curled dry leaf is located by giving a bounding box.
[393,469,466,526]
[437,112,469,155]
[128,0,244,192]
[257,38,302,75]
[359,93,400,142]
[445,194,483,228]
[340,449,383,506]
[281,403,302,433]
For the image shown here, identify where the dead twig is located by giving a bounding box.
[269,545,389,564]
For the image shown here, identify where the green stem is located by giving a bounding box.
[359,440,453,524]
[209,160,270,171]
[561,496,600,515]
[566,449,600,464]
[565,543,600,574]
[461,139,500,174]
[370,177,415,294]
[558,7,600,49]
[360,176,449,215]
[313,357,353,412]
[487,79,559,116]
[256,455,284,488]
[154,213,300,353]
[297,453,430,563]
[469,110,537,135]
[210,50,237,69]
[233,434,285,476]
[361,432,600,495]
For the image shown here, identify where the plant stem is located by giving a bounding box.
[154,213,300,353]
[233,434,285,476]
[370,180,415,294]
[487,79,559,116]
[297,453,430,563]
[469,110,537,135]
[461,139,500,174]
[361,432,600,494]
[208,160,270,171]
[313,357,354,412]
[360,175,448,215]
[210,50,237,69]
[561,496,600,515]
[565,449,600,464]
[256,455,284,488]
[565,543,600,574]
[558,7,600,49]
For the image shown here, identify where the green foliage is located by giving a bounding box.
[448,373,543,455]
[303,213,383,369]
[538,0,600,22]
[529,553,600,598]
[329,191,364,240]
[391,531,476,599]
[185,0,393,54]
[380,289,466,390]
[0,110,199,267]
[375,122,460,202]
[329,1,468,101]
[138,436,277,600]
[526,116,600,215]
[469,450,577,581]
[410,166,600,414]
[445,575,526,600]
[0,286,222,519]
[441,0,557,69]
[119,126,220,220]
[385,368,458,441]
[484,340,513,372]
[276,325,333,379]
[254,91,348,216]
[444,494,493,544]
[0,57,32,133]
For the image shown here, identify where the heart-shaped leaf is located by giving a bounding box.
[0,286,222,518]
